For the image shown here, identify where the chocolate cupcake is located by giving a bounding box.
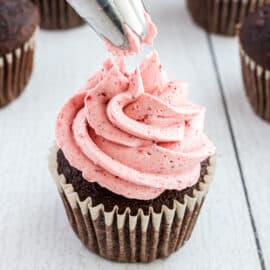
[239,5,270,122]
[49,52,216,262]
[187,0,268,35]
[31,0,84,30]
[0,0,39,108]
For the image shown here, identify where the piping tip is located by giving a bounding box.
[67,0,148,49]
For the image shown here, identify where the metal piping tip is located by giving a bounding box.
[67,0,147,49]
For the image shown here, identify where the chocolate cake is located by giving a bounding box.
[239,5,270,122]
[0,0,39,56]
[31,0,84,30]
[0,0,39,108]
[187,0,268,36]
[57,149,210,215]
[239,5,270,69]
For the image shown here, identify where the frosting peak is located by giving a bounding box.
[105,13,157,56]
[56,52,215,200]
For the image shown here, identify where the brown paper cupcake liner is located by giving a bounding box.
[31,0,84,29]
[240,46,270,122]
[49,145,216,263]
[187,0,268,36]
[0,30,37,108]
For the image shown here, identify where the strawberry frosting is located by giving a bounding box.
[55,52,215,200]
[105,13,157,56]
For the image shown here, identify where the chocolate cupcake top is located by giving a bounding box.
[0,0,39,56]
[240,5,270,69]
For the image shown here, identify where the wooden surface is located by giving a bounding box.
[0,0,268,269]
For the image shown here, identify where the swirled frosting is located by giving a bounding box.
[105,13,157,56]
[56,52,215,200]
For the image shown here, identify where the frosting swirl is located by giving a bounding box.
[56,52,215,200]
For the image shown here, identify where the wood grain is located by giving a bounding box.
[211,34,270,270]
[0,0,264,269]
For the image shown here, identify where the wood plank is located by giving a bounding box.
[0,1,260,269]
[211,34,270,269]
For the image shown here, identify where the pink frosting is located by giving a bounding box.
[55,52,216,200]
[105,13,157,56]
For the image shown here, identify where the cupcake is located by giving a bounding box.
[239,5,270,122]
[0,0,39,108]
[49,52,216,262]
[187,0,268,35]
[31,0,84,30]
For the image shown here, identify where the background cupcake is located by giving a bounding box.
[31,0,84,30]
[239,5,270,122]
[49,52,216,263]
[0,0,39,108]
[187,0,269,35]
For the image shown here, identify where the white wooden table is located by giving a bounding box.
[0,0,269,269]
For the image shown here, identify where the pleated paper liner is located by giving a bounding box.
[240,46,270,122]
[49,145,216,263]
[0,30,37,108]
[31,0,84,30]
[187,0,268,36]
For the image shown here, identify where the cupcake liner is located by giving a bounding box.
[240,46,270,122]
[0,29,37,108]
[31,0,84,30]
[187,0,267,36]
[49,145,216,263]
